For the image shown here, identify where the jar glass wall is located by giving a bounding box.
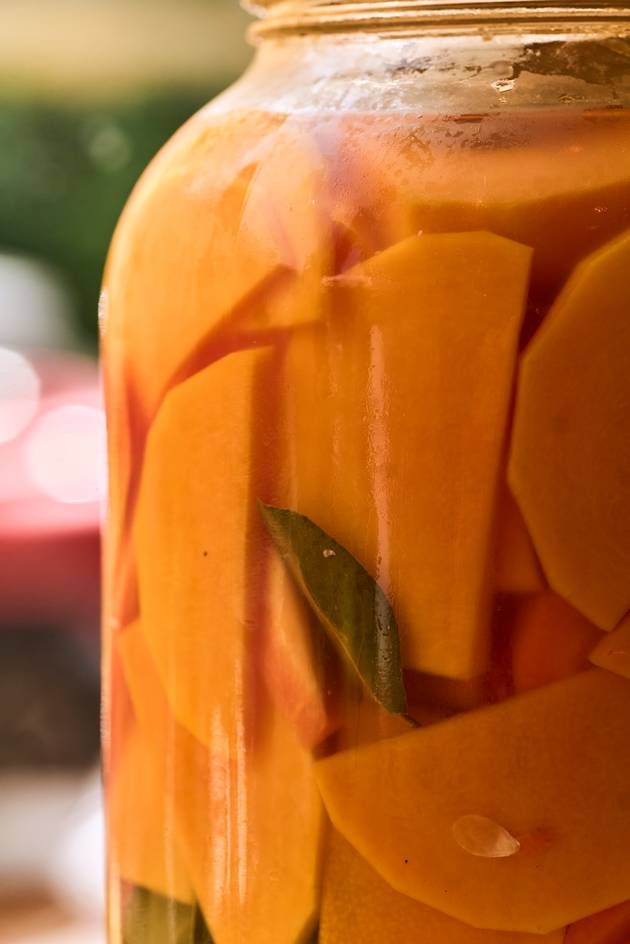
[101,5,630,942]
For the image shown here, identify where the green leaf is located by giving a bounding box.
[260,503,407,714]
[193,907,214,944]
[123,886,213,944]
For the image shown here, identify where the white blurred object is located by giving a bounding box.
[24,405,107,506]
[0,774,82,894]
[0,255,75,350]
[46,771,105,923]
[0,773,83,892]
[0,769,104,919]
[0,353,103,528]
[0,347,41,445]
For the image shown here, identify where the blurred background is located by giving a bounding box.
[0,2,250,940]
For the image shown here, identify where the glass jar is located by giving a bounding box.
[101,3,630,941]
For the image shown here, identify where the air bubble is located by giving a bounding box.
[452,814,520,858]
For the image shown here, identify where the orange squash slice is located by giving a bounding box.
[316,669,630,933]
[509,231,630,630]
[510,592,603,693]
[117,623,323,944]
[282,231,531,678]
[320,830,565,944]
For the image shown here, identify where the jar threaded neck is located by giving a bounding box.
[246,0,630,38]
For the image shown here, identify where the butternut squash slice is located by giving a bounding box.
[117,623,323,944]
[102,643,135,783]
[509,231,630,630]
[510,592,603,693]
[134,347,271,747]
[106,159,279,425]
[109,722,193,903]
[104,115,333,425]
[316,669,630,933]
[138,339,338,757]
[565,900,630,944]
[236,121,335,332]
[320,830,565,944]
[100,312,134,626]
[338,695,415,750]
[493,486,544,595]
[262,554,338,749]
[405,670,490,715]
[282,231,532,678]
[590,612,630,681]
[134,344,335,752]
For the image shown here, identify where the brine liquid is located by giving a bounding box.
[101,106,630,944]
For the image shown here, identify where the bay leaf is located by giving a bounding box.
[123,886,213,943]
[193,907,214,944]
[260,503,407,714]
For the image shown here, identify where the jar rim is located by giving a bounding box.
[246,0,630,38]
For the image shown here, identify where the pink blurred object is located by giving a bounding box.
[0,349,104,634]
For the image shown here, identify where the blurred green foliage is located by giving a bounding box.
[0,88,222,348]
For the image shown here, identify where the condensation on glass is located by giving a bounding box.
[101,3,630,941]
